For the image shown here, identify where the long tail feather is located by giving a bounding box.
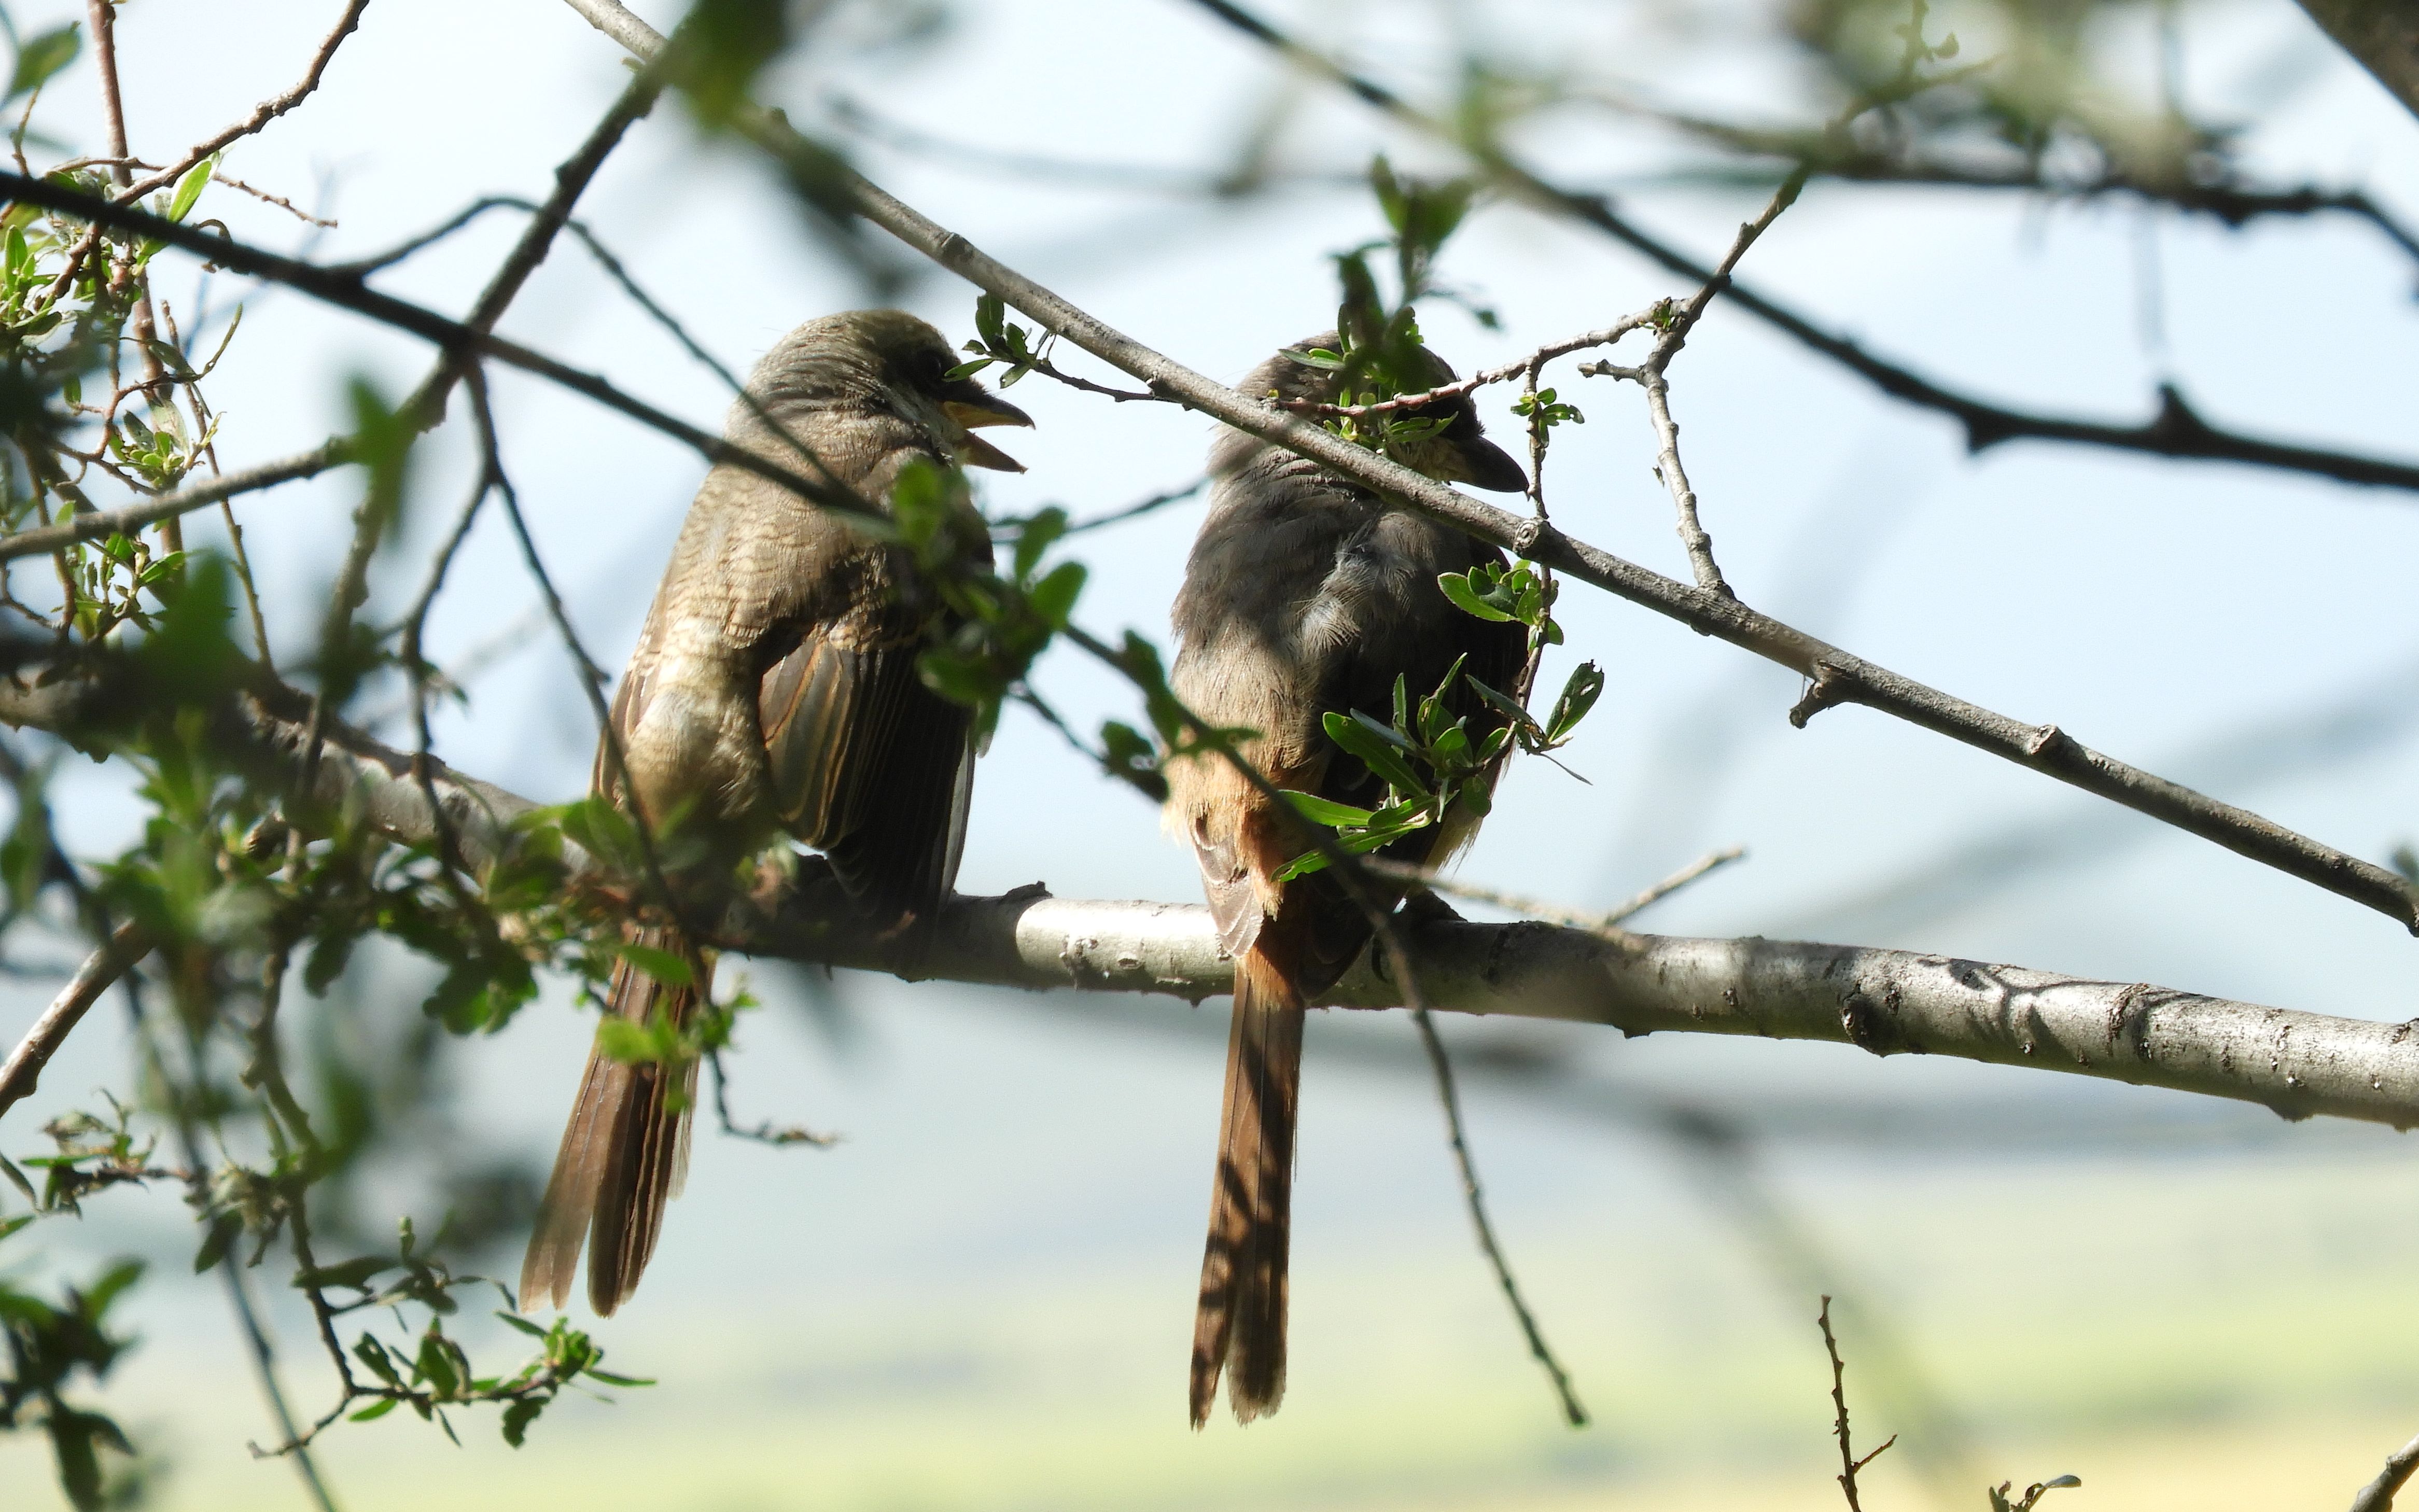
[520,924,705,1317]
[1190,948,1303,1427]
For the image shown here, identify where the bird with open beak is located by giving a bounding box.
[521,309,1031,1318]
[1165,333,1530,1425]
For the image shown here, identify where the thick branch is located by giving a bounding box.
[7,675,2417,1133]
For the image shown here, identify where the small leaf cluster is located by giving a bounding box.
[6,1099,179,1216]
[0,1236,147,1512]
[948,291,1050,388]
[1990,1474,2081,1512]
[1437,561,1603,764]
[315,1220,649,1448]
[1274,656,1506,882]
[1511,386,1583,430]
[891,456,1087,746]
[1292,158,1493,465]
[60,530,183,642]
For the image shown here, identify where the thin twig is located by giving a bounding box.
[113,0,372,207]
[1603,846,1747,924]
[1280,315,1658,420]
[1820,1296,1896,1512]
[1182,0,2419,497]
[1410,1008,1588,1425]
[706,1049,838,1148]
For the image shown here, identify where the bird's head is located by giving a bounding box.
[1243,331,1527,494]
[750,309,1034,472]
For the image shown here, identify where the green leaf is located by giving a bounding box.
[1011,505,1067,581]
[415,1329,461,1397]
[192,1212,242,1274]
[494,1309,550,1338]
[942,357,992,382]
[1026,559,1085,629]
[500,1397,543,1447]
[1280,790,1376,828]
[1438,569,1513,622]
[1322,710,1427,795]
[354,1335,401,1386]
[82,1259,144,1318]
[166,155,214,224]
[613,942,693,990]
[1546,661,1605,743]
[348,1397,400,1422]
[581,1368,656,1388]
[295,1255,394,1291]
[7,24,79,103]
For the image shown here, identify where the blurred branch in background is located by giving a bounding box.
[1184,0,2419,495]
[2350,1425,2419,1512]
[1781,646,2419,942]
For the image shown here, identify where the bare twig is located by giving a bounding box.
[1820,1296,1896,1512]
[115,0,372,206]
[0,441,353,562]
[1361,858,1634,940]
[1280,315,1658,421]
[1603,845,1747,923]
[706,1050,838,1148]
[1183,0,2419,498]
[1410,1009,1587,1425]
[1061,474,1208,535]
[2350,1430,2419,1512]
[0,920,150,1120]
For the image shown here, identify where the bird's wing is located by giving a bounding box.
[757,627,974,922]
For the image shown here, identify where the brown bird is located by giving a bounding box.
[520,310,1031,1317]
[1166,334,1529,1425]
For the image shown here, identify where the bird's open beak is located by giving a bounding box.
[945,394,1034,430]
[944,387,1033,472]
[1452,435,1529,494]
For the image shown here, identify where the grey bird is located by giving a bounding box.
[520,310,1031,1317]
[1165,334,1529,1425]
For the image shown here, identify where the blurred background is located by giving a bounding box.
[7,0,2419,1506]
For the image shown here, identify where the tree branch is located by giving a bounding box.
[9,670,2416,1136]
[2296,1,2419,124]
[0,920,150,1120]
[1184,0,2419,497]
[2350,1428,2419,1512]
[17,34,2419,944]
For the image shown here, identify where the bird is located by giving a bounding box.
[1165,332,1530,1425]
[519,309,1031,1317]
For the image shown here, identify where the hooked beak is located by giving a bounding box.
[943,385,1033,472]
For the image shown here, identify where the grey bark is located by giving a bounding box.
[5,668,2416,1131]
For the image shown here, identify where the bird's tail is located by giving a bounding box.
[1190,945,1304,1427]
[520,923,705,1317]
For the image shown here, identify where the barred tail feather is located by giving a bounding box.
[1189,948,1303,1427]
[519,925,706,1317]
